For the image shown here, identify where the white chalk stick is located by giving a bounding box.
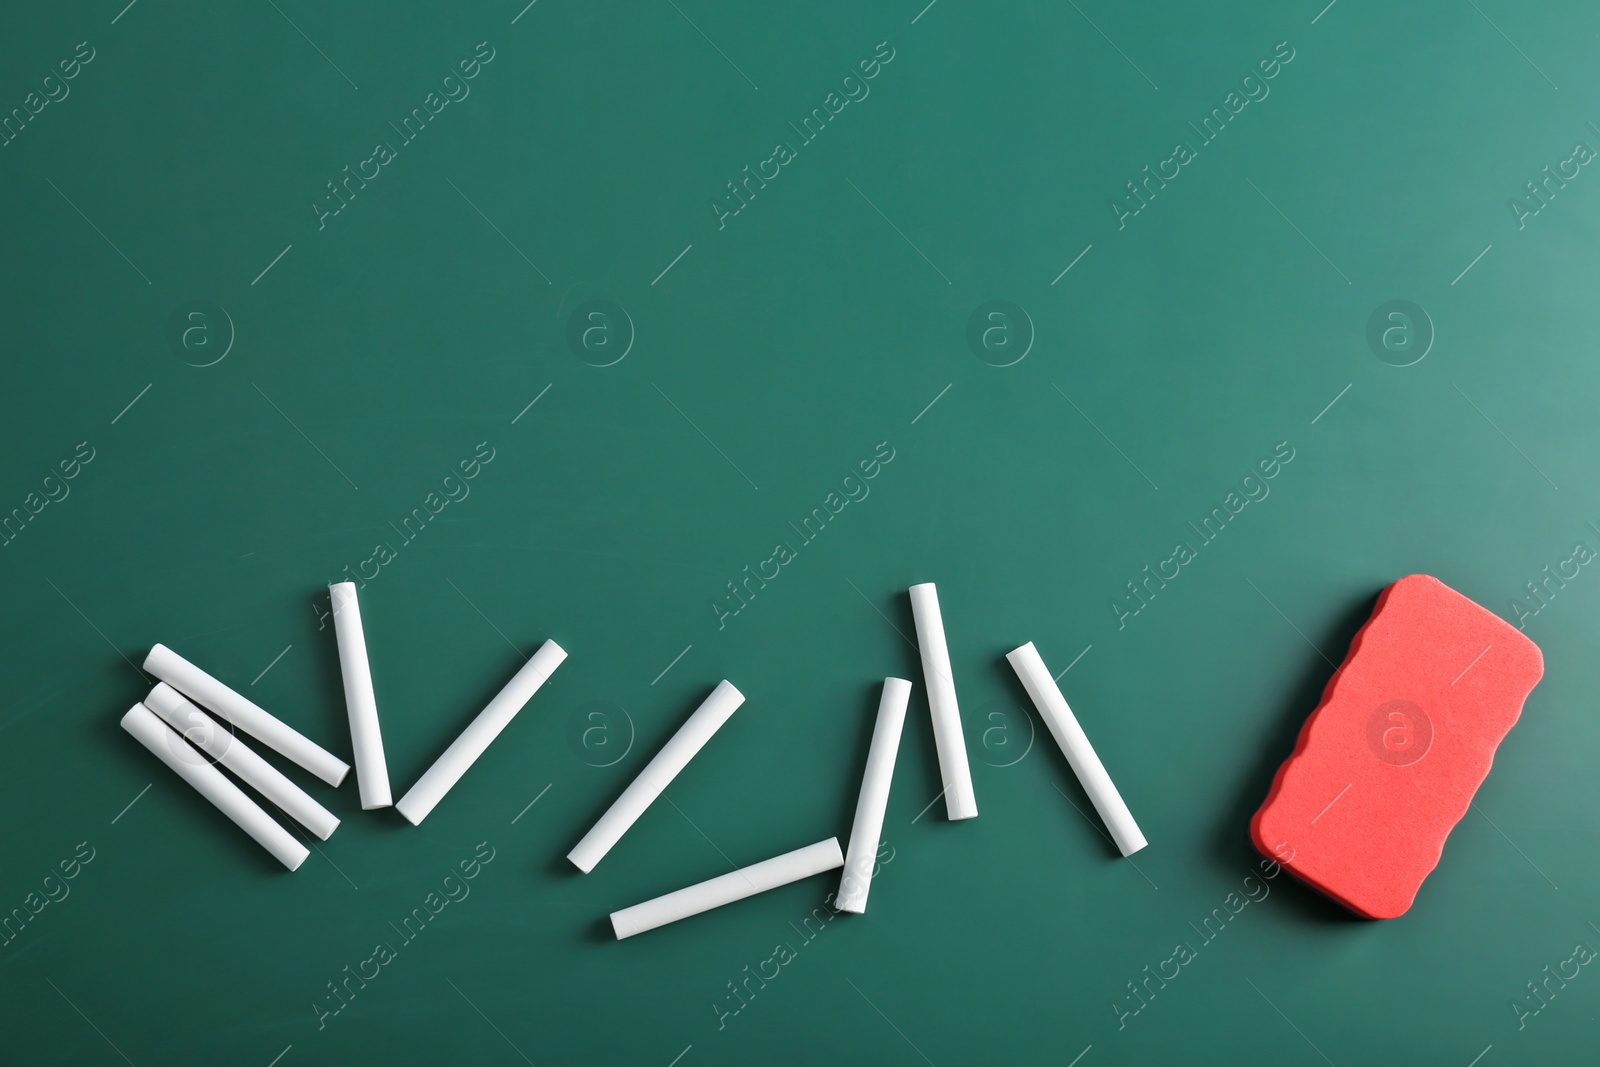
[144,643,350,788]
[837,678,910,913]
[329,583,392,809]
[611,837,844,939]
[145,682,340,840]
[1006,641,1147,856]
[120,703,309,871]
[568,680,744,873]
[908,583,977,820]
[395,639,567,825]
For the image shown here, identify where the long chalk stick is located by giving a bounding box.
[837,678,910,913]
[908,583,977,820]
[120,703,309,871]
[611,837,844,939]
[330,583,392,809]
[395,639,567,825]
[568,680,744,873]
[144,643,350,788]
[145,682,339,840]
[1006,641,1147,856]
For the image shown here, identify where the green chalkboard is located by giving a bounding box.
[3,0,1599,1063]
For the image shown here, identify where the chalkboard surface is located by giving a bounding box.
[3,1,1598,1064]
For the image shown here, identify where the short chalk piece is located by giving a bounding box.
[330,582,392,809]
[611,838,844,939]
[1006,642,1147,856]
[121,703,309,871]
[145,682,339,840]
[1251,574,1544,919]
[908,583,977,820]
[395,639,566,826]
[568,680,744,872]
[837,678,910,913]
[145,643,350,788]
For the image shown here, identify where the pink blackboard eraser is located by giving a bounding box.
[1251,574,1543,919]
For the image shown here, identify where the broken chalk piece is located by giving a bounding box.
[908,583,977,820]
[836,677,910,913]
[611,837,844,939]
[120,703,309,871]
[1006,641,1147,856]
[1251,574,1544,919]
[330,582,392,809]
[568,680,745,873]
[395,639,567,826]
[144,643,350,788]
[145,682,339,840]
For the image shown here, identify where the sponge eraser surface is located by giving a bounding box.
[1250,574,1543,919]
